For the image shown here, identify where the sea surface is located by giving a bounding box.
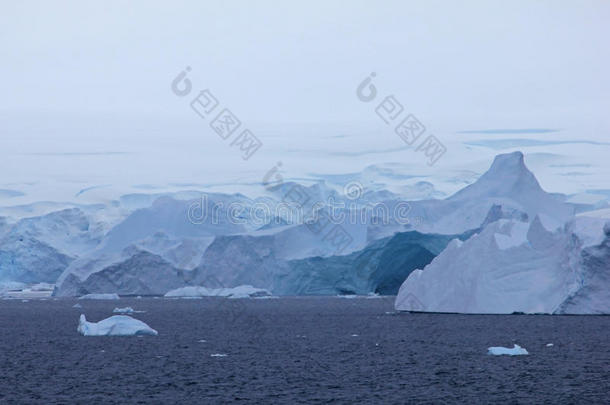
[0,297,608,404]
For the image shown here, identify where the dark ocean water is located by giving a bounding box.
[0,297,608,404]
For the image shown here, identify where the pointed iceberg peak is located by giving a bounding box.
[487,151,526,175]
[449,151,541,201]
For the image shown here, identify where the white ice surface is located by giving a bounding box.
[78,293,120,300]
[395,215,610,314]
[113,307,134,314]
[77,314,157,336]
[165,285,270,298]
[487,344,529,356]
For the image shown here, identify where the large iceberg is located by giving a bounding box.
[0,208,104,284]
[275,230,474,295]
[395,215,610,314]
[394,153,610,315]
[8,150,603,312]
[57,248,189,297]
[77,314,158,336]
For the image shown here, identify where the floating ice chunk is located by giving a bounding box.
[487,344,529,356]
[227,285,271,299]
[546,343,554,347]
[30,283,54,291]
[77,314,158,336]
[165,285,270,299]
[113,307,134,314]
[72,303,82,308]
[78,293,120,300]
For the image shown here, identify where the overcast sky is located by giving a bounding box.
[1,1,609,203]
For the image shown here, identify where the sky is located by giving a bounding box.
[1,0,609,206]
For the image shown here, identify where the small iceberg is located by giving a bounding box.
[77,314,158,336]
[165,285,270,299]
[72,303,83,308]
[78,293,120,300]
[0,282,54,299]
[113,307,134,314]
[487,344,529,356]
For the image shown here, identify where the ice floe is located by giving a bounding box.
[113,307,134,314]
[78,293,120,300]
[77,314,157,336]
[487,344,529,356]
[165,285,270,299]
